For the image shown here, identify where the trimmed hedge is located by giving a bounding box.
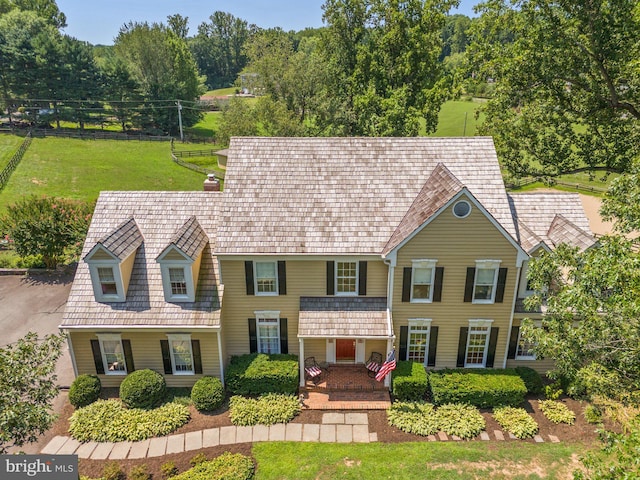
[229,393,301,426]
[191,376,225,412]
[429,369,527,408]
[120,369,167,409]
[69,374,101,408]
[392,361,428,401]
[515,366,544,394]
[172,453,254,480]
[225,354,298,395]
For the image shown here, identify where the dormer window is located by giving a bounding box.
[169,267,188,296]
[98,267,118,296]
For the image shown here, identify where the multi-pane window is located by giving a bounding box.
[257,315,280,354]
[98,267,118,295]
[98,334,126,374]
[255,262,277,295]
[473,260,500,303]
[411,260,436,302]
[516,329,536,360]
[465,321,492,367]
[408,320,431,364]
[336,261,358,295]
[169,268,188,295]
[168,335,194,374]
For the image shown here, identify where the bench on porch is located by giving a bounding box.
[365,352,382,378]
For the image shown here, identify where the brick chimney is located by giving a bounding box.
[204,173,220,192]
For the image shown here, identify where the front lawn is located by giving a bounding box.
[0,135,23,170]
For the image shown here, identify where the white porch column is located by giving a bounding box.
[384,337,394,389]
[299,338,305,387]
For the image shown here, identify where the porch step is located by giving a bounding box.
[301,390,391,410]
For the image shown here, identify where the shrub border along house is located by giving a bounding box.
[392,361,428,401]
[225,353,298,396]
[69,374,102,408]
[191,376,225,412]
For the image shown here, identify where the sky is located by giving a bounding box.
[56,0,479,46]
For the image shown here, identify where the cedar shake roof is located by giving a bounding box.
[62,191,223,328]
[298,297,389,337]
[158,216,208,261]
[217,137,517,255]
[383,163,464,255]
[508,192,596,251]
[87,217,143,261]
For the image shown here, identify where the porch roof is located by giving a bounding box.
[298,296,389,338]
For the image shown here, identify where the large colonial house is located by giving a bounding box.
[60,137,596,389]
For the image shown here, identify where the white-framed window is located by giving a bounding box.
[473,260,501,304]
[159,263,195,302]
[97,267,117,295]
[256,311,281,354]
[88,263,125,302]
[411,259,437,302]
[336,261,358,296]
[516,328,537,360]
[167,334,194,375]
[169,267,188,296]
[255,261,278,295]
[465,319,493,368]
[408,318,432,365]
[97,333,127,375]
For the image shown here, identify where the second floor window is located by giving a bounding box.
[473,260,501,303]
[336,261,358,295]
[97,267,117,295]
[411,260,437,302]
[255,262,278,295]
[169,268,188,296]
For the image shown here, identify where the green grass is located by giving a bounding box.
[0,135,23,170]
[0,137,207,211]
[428,99,486,137]
[204,87,238,96]
[183,112,221,139]
[253,441,587,479]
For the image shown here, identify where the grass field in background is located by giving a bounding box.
[204,87,237,96]
[182,112,221,140]
[253,441,587,480]
[0,137,206,211]
[428,99,486,137]
[0,135,23,170]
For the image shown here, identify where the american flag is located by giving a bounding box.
[375,349,397,382]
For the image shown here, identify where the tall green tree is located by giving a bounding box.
[468,0,640,177]
[0,0,66,27]
[317,0,456,136]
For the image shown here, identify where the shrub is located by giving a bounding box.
[101,462,125,480]
[166,387,192,407]
[128,465,151,480]
[584,404,603,424]
[387,402,439,436]
[191,376,224,411]
[225,354,298,395]
[119,369,167,409]
[429,369,527,408]
[161,461,179,479]
[436,403,486,440]
[69,374,101,408]
[492,406,539,439]
[544,381,563,400]
[539,400,576,425]
[515,366,544,395]
[229,393,301,426]
[69,399,189,442]
[173,453,254,480]
[190,453,208,467]
[392,361,428,401]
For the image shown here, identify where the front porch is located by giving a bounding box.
[300,364,392,410]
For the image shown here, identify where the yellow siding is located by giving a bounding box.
[219,258,388,360]
[506,318,555,374]
[87,248,112,261]
[303,339,326,361]
[121,251,136,295]
[70,330,221,388]
[392,203,519,369]
[192,251,203,292]
[364,340,388,360]
[162,249,187,261]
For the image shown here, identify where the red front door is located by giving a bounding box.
[336,339,356,361]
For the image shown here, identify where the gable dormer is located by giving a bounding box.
[84,218,143,303]
[156,216,208,303]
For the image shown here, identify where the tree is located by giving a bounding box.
[167,13,189,39]
[216,97,258,144]
[317,0,456,136]
[468,0,640,177]
[0,332,66,453]
[0,0,66,27]
[0,196,93,269]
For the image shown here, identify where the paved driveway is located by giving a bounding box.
[0,271,75,387]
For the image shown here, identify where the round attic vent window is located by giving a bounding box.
[452,200,471,218]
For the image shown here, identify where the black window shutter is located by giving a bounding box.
[90,339,105,374]
[507,326,520,359]
[279,318,288,354]
[277,261,287,295]
[401,267,412,302]
[358,261,367,296]
[427,326,439,367]
[433,267,444,302]
[248,318,257,353]
[495,268,508,303]
[464,267,475,302]
[245,261,254,295]
[456,327,469,367]
[326,261,335,295]
[399,326,408,361]
[191,340,203,374]
[486,327,500,368]
[160,340,173,374]
[122,339,135,372]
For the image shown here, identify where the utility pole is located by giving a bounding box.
[177,100,184,141]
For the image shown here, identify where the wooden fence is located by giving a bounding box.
[30,129,171,141]
[0,132,32,191]
[172,149,220,158]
